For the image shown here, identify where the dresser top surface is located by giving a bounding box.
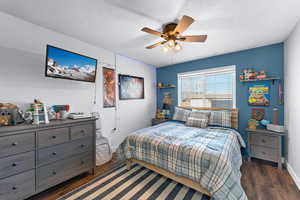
[0,118,97,135]
[246,128,285,136]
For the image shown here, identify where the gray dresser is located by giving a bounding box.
[0,118,96,200]
[246,128,285,169]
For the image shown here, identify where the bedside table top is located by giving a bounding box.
[245,128,285,136]
[152,118,170,121]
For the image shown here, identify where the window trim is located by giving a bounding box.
[177,65,236,108]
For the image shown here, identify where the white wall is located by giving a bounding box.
[284,20,300,189]
[0,12,156,151]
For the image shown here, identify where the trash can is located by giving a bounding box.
[96,130,112,166]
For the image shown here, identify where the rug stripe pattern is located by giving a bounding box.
[59,164,210,200]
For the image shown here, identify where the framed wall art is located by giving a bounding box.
[248,83,270,106]
[103,67,116,107]
[119,74,144,100]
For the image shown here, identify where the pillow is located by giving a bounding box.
[186,111,210,128]
[172,107,191,122]
[192,109,232,128]
[209,110,232,128]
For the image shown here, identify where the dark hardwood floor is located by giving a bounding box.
[27,156,300,200]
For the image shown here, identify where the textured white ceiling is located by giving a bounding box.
[0,0,299,67]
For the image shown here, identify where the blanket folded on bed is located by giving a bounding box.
[117,121,247,200]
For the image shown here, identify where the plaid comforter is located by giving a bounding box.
[117,121,247,200]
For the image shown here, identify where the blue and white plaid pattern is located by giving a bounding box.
[209,110,232,128]
[117,121,247,200]
[173,107,191,122]
[186,111,210,128]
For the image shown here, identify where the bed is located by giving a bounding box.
[117,107,247,200]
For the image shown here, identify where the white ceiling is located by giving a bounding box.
[0,0,300,67]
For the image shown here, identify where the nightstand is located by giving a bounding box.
[152,118,170,126]
[246,128,285,169]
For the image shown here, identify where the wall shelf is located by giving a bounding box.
[157,86,176,89]
[240,77,280,84]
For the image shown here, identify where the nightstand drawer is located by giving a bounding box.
[250,134,278,148]
[250,145,278,162]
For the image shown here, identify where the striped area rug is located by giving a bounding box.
[59,163,211,200]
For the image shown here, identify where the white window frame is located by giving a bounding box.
[177,65,236,108]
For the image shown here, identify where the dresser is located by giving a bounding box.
[246,128,285,169]
[0,118,96,200]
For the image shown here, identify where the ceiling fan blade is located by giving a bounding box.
[141,27,165,37]
[179,35,207,42]
[146,41,167,49]
[173,15,194,34]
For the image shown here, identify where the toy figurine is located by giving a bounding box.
[243,69,249,80]
[248,119,259,130]
[249,69,256,80]
[156,110,165,119]
[240,72,245,80]
[257,71,267,79]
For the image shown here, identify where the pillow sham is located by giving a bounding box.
[209,110,232,128]
[186,111,210,128]
[192,109,232,128]
[172,107,191,122]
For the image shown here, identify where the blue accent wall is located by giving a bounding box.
[157,43,284,154]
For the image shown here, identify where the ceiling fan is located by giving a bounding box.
[141,15,207,51]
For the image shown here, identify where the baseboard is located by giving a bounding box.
[287,162,300,190]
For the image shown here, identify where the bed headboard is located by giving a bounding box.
[178,106,239,129]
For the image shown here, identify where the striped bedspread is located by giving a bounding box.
[117,121,247,200]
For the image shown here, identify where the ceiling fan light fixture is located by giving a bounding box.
[174,43,182,51]
[167,39,175,47]
[142,15,207,50]
[163,45,169,52]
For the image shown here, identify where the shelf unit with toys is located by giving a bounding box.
[239,69,280,84]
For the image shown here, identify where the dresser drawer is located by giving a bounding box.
[0,151,35,179]
[38,137,93,166]
[0,170,35,200]
[250,134,279,148]
[250,145,278,162]
[70,124,93,140]
[38,127,69,148]
[0,132,35,158]
[37,152,93,192]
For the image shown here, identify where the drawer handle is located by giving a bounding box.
[12,186,17,190]
[52,135,57,139]
[262,151,266,155]
[12,163,17,167]
[80,144,85,148]
[12,142,18,146]
[262,139,266,143]
[81,161,85,165]
[52,171,57,175]
[52,152,57,156]
[80,130,85,133]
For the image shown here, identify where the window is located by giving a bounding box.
[178,66,236,108]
